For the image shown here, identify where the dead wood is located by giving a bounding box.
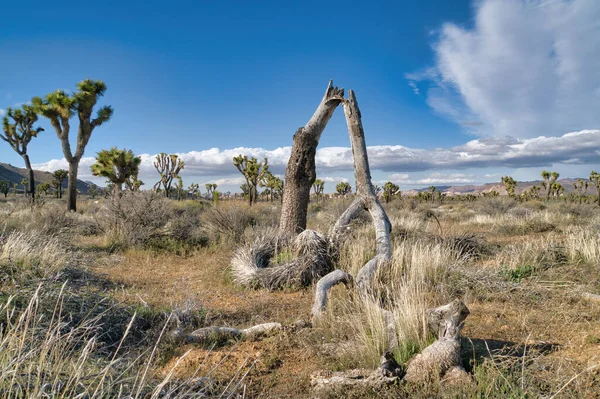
[279,80,345,236]
[404,300,471,385]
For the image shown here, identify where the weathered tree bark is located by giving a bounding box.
[404,300,471,384]
[67,160,79,211]
[312,89,392,317]
[279,81,344,236]
[22,154,35,201]
[311,269,353,319]
[338,90,392,292]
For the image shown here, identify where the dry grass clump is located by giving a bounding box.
[0,231,69,279]
[495,236,567,282]
[4,202,99,237]
[230,229,331,289]
[0,286,242,398]
[564,226,600,264]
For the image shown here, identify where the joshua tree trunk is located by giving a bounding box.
[279,81,344,236]
[67,160,78,211]
[22,154,35,201]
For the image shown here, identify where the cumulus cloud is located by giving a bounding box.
[319,176,349,183]
[409,0,600,138]
[0,109,5,116]
[387,173,475,185]
[32,129,600,181]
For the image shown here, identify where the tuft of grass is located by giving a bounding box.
[0,231,69,280]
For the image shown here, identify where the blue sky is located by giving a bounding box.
[1,0,599,192]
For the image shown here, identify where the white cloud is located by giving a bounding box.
[0,109,5,117]
[32,129,600,181]
[407,81,420,95]
[319,176,349,183]
[409,0,600,138]
[210,177,246,186]
[387,173,475,185]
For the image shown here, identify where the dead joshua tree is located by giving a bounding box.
[225,82,470,389]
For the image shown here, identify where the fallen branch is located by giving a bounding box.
[177,322,283,345]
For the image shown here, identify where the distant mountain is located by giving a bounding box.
[405,178,598,197]
[0,162,91,193]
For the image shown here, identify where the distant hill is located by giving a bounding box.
[0,162,91,193]
[405,178,599,197]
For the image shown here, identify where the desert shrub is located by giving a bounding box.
[495,215,556,236]
[201,204,257,244]
[95,192,172,249]
[475,197,517,216]
[145,206,209,255]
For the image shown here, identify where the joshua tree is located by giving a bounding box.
[20,178,28,197]
[573,179,588,205]
[382,181,399,204]
[88,184,99,199]
[125,174,144,192]
[233,155,268,206]
[541,170,559,201]
[428,186,437,203]
[52,169,68,199]
[12,183,18,196]
[336,181,352,196]
[1,105,44,200]
[263,172,283,203]
[188,183,200,199]
[0,181,9,197]
[91,148,141,199]
[175,176,185,200]
[501,176,517,197]
[33,79,113,211]
[205,183,218,201]
[240,183,251,199]
[590,171,600,207]
[551,182,564,199]
[153,153,184,198]
[37,182,50,197]
[312,178,325,202]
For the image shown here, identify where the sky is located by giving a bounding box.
[1,0,599,193]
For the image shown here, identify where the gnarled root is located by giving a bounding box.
[404,300,471,386]
[311,269,354,319]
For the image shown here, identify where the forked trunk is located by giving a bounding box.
[279,81,344,236]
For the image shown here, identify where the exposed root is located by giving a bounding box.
[311,269,354,319]
[311,352,402,393]
[404,300,470,385]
